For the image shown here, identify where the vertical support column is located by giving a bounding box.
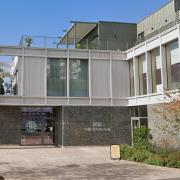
[21,47,25,104]
[74,24,76,48]
[67,49,70,104]
[44,49,47,105]
[146,51,152,94]
[133,56,139,97]
[89,50,92,104]
[61,106,64,148]
[110,52,113,105]
[160,37,168,91]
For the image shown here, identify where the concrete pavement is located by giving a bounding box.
[0,146,179,180]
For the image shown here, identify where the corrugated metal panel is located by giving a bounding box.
[24,57,45,97]
[112,60,130,98]
[91,59,110,97]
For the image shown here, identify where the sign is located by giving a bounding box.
[110,145,120,160]
[26,120,37,133]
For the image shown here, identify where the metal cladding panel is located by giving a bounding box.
[47,49,67,58]
[0,96,22,105]
[112,60,130,98]
[47,98,68,105]
[24,57,45,97]
[91,51,110,59]
[69,98,90,105]
[0,46,22,56]
[91,59,110,97]
[24,48,45,56]
[69,50,89,59]
[23,97,45,105]
[137,0,175,37]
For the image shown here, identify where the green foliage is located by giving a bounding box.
[120,127,180,168]
[120,144,133,160]
[133,126,150,149]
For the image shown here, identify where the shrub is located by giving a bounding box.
[144,154,166,166]
[129,149,152,162]
[120,144,133,160]
[166,152,180,168]
[133,127,150,150]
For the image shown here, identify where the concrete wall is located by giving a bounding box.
[98,22,137,51]
[0,106,21,144]
[148,104,180,150]
[56,106,131,146]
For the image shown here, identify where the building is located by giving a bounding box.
[0,0,179,149]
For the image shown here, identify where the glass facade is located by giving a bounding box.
[138,54,147,95]
[129,59,135,96]
[166,40,180,90]
[21,107,54,145]
[69,59,88,97]
[150,48,162,93]
[47,58,67,96]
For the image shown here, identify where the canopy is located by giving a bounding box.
[58,21,97,45]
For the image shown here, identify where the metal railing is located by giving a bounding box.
[19,35,136,51]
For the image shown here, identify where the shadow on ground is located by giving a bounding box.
[1,163,167,180]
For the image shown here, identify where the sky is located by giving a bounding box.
[0,0,169,45]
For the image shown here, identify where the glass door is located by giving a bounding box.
[21,107,54,145]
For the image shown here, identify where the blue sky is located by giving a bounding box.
[0,0,169,45]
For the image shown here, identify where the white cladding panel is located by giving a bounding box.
[112,60,130,98]
[24,56,45,97]
[91,59,110,97]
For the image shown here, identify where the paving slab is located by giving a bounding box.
[0,146,179,180]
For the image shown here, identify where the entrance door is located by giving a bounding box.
[21,107,54,145]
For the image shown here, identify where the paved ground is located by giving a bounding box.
[0,146,179,180]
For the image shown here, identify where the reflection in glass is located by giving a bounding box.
[166,41,180,90]
[129,59,135,96]
[47,58,67,96]
[138,54,147,95]
[69,59,88,97]
[150,48,162,93]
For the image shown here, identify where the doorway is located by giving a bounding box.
[21,107,55,145]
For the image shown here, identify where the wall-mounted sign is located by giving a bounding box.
[26,120,37,133]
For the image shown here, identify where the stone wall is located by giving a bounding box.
[0,106,21,144]
[148,104,180,150]
[57,106,131,146]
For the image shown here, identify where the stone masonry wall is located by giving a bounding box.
[59,106,131,146]
[148,104,180,150]
[0,106,21,144]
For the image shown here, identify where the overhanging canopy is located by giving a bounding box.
[58,21,97,45]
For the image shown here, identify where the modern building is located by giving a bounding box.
[0,0,179,149]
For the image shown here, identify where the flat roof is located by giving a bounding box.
[58,20,136,45]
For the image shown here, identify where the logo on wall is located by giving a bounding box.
[26,120,37,133]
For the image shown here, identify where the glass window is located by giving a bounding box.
[129,59,135,96]
[138,54,147,95]
[47,58,67,96]
[69,59,88,97]
[166,41,180,90]
[150,48,161,93]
